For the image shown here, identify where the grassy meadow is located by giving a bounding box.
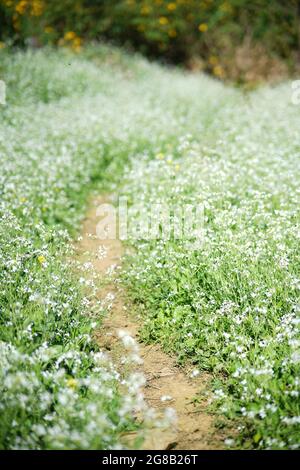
[0,45,299,449]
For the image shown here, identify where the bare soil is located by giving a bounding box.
[75,195,224,450]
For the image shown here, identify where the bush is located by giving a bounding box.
[0,0,299,82]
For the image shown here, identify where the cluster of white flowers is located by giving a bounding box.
[121,83,300,448]
[1,45,299,449]
[0,46,191,448]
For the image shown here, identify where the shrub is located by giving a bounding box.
[0,0,299,82]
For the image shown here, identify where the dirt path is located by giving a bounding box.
[75,195,223,450]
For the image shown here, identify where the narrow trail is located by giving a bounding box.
[75,195,224,450]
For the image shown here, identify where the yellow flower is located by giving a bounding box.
[15,1,27,15]
[209,55,218,65]
[175,164,180,171]
[64,31,76,41]
[72,37,82,53]
[44,26,54,34]
[213,65,224,77]
[73,37,82,47]
[198,23,208,32]
[20,197,26,203]
[0,42,5,49]
[31,0,44,16]
[156,152,165,160]
[141,5,151,15]
[168,29,177,38]
[159,16,169,25]
[220,2,232,13]
[37,255,46,264]
[167,2,177,11]
[66,378,78,389]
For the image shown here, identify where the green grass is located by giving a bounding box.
[121,84,300,449]
[0,46,157,449]
[0,45,299,449]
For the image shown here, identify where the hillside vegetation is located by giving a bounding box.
[0,0,299,83]
[0,45,299,449]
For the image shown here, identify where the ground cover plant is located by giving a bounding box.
[0,45,169,449]
[121,83,300,449]
[0,44,299,449]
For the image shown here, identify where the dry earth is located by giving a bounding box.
[75,195,224,450]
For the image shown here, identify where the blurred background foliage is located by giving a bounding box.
[0,0,299,84]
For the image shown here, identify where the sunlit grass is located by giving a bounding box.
[0,45,299,449]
